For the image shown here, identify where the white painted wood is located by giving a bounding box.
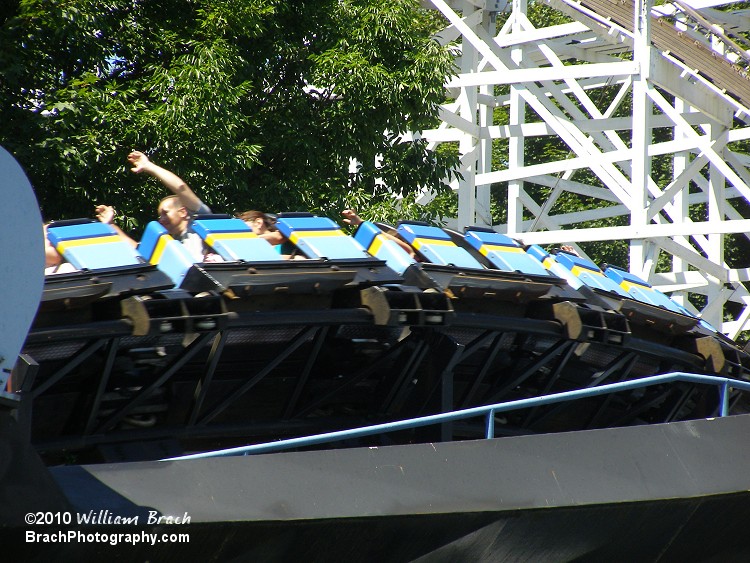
[422,0,750,337]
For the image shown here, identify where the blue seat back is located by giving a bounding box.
[46,220,143,270]
[139,221,195,286]
[275,214,371,259]
[548,251,629,296]
[526,245,584,288]
[353,221,416,275]
[397,223,483,269]
[603,267,697,315]
[192,217,282,262]
[603,266,718,331]
[464,229,548,276]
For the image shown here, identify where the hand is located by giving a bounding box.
[341,209,362,227]
[203,252,224,263]
[560,245,579,256]
[95,205,115,225]
[127,150,151,174]
[43,224,63,268]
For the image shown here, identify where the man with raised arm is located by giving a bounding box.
[128,151,212,261]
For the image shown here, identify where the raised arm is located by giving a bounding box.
[128,151,205,213]
[341,209,363,228]
[95,205,138,248]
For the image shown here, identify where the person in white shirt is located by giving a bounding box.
[128,151,212,261]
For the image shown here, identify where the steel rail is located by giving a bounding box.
[162,371,750,461]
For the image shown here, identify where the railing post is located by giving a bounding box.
[720,383,730,417]
[486,409,495,439]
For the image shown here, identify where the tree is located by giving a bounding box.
[0,0,457,231]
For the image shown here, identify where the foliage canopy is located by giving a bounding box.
[0,0,457,230]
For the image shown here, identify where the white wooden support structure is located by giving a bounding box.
[421,0,750,339]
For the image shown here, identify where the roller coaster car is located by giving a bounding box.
[357,220,577,308]
[602,264,750,377]
[38,219,174,327]
[274,212,404,286]
[529,246,699,336]
[137,214,436,327]
[457,226,582,302]
[524,245,750,375]
[137,216,356,299]
[357,220,627,340]
[272,213,455,326]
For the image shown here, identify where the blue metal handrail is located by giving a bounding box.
[162,371,750,461]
